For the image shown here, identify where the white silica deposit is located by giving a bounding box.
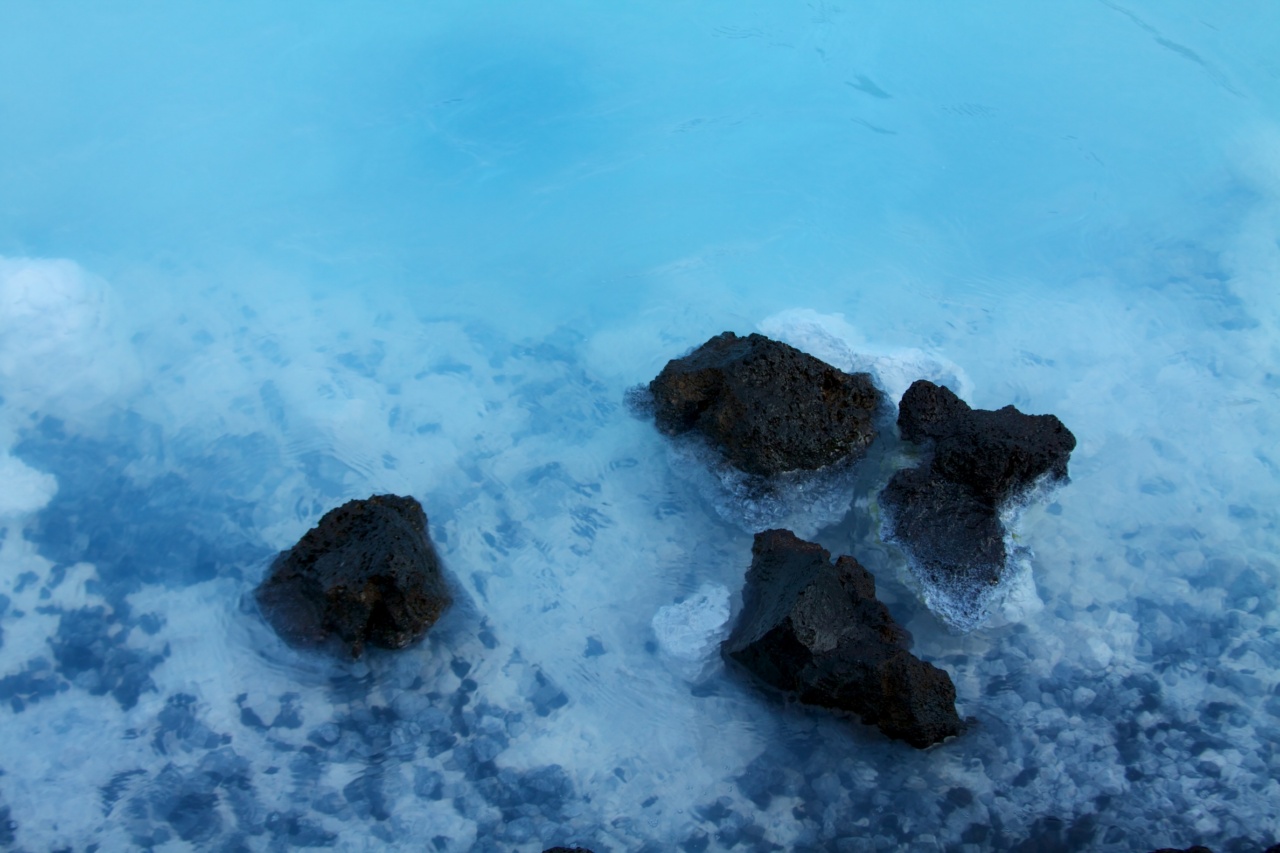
[651,583,732,668]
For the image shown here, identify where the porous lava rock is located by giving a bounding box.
[647,331,883,477]
[881,466,1008,587]
[722,529,963,748]
[881,381,1075,627]
[896,379,1076,507]
[255,494,451,657]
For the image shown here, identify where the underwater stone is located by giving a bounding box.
[254,494,451,657]
[646,331,883,477]
[0,657,66,712]
[265,811,337,847]
[50,605,167,710]
[722,529,963,748]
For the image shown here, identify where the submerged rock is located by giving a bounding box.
[722,529,962,748]
[881,380,1076,630]
[881,466,1007,587]
[646,331,883,477]
[255,494,451,657]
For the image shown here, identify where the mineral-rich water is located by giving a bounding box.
[2,2,1278,850]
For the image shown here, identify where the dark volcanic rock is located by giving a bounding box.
[881,381,1075,629]
[897,380,1076,506]
[255,494,451,657]
[722,529,962,748]
[647,332,883,477]
[881,466,1007,587]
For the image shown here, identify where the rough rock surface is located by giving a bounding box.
[896,379,1076,506]
[647,331,883,477]
[255,494,451,657]
[881,466,1008,587]
[722,529,963,748]
[881,381,1075,627]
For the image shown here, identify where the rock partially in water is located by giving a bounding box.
[722,529,962,748]
[897,380,1075,506]
[881,381,1075,631]
[647,331,883,477]
[881,466,1007,587]
[255,494,451,657]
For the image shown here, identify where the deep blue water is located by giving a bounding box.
[2,2,1279,851]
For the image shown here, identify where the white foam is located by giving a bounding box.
[758,308,974,403]
[665,437,861,538]
[881,474,1066,633]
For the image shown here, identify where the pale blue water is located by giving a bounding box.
[1,2,1279,851]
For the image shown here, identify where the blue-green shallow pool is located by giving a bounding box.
[1,2,1278,850]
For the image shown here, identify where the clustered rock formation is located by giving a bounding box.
[243,332,1280,847]
[255,332,1072,760]
[638,333,1077,748]
[647,331,882,477]
[255,494,452,658]
[881,379,1077,628]
[722,529,963,748]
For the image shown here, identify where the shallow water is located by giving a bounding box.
[2,2,1279,851]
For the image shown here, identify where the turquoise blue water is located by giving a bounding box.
[2,2,1279,850]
